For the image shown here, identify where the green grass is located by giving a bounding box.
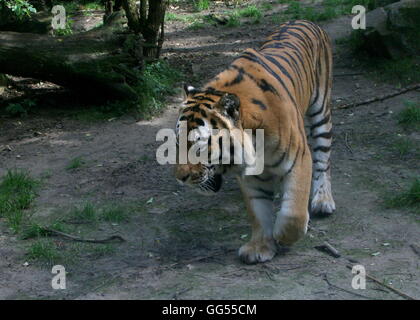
[27,239,62,264]
[101,204,130,223]
[385,179,420,211]
[21,221,66,240]
[165,12,200,23]
[226,11,241,27]
[0,169,39,232]
[398,101,420,130]
[337,31,420,86]
[81,0,104,10]
[390,136,414,158]
[90,244,116,257]
[261,3,273,11]
[284,0,337,21]
[69,202,97,223]
[193,0,210,11]
[369,58,420,87]
[238,5,262,23]
[280,0,386,22]
[4,99,36,117]
[188,20,206,30]
[66,156,85,170]
[135,60,183,118]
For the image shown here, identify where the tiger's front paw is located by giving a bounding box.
[238,238,276,264]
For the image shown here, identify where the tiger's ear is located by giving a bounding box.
[217,93,240,120]
[182,84,196,100]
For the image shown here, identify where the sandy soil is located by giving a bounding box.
[0,2,419,300]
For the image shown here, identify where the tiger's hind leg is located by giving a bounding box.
[237,175,277,264]
[307,89,336,216]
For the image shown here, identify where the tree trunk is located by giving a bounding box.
[0,13,143,101]
[121,0,167,59]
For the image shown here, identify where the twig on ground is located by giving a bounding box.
[314,239,416,300]
[346,265,416,301]
[42,228,126,243]
[172,287,192,300]
[314,241,341,258]
[322,273,375,299]
[334,83,420,110]
[167,248,236,269]
[333,72,363,77]
[410,244,420,258]
[344,132,353,154]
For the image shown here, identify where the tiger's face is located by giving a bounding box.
[174,85,241,195]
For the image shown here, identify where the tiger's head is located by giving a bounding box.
[174,85,242,195]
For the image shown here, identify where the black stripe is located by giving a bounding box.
[251,98,267,110]
[224,68,244,87]
[253,187,274,198]
[309,98,324,118]
[251,175,274,182]
[315,164,330,172]
[263,54,296,90]
[249,196,273,201]
[204,87,225,96]
[313,145,331,153]
[268,132,291,168]
[286,145,300,175]
[310,113,331,131]
[312,131,332,139]
[193,95,216,103]
[231,65,279,96]
[239,51,297,107]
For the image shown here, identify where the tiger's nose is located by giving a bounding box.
[176,171,190,185]
[179,173,190,182]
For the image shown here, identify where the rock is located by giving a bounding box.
[362,0,420,59]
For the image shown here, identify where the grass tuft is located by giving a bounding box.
[385,179,420,210]
[27,239,61,264]
[0,169,39,232]
[194,0,210,11]
[69,202,97,223]
[238,5,262,23]
[398,101,420,130]
[66,156,85,170]
[101,204,130,223]
[135,60,183,118]
[390,136,414,158]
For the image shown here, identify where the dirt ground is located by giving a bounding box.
[0,3,419,300]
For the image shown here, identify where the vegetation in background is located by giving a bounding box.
[4,98,36,117]
[135,60,183,118]
[337,30,420,87]
[94,61,182,119]
[398,101,420,130]
[0,0,36,18]
[0,169,39,233]
[385,179,420,211]
[193,0,210,11]
[238,5,262,23]
[52,17,74,36]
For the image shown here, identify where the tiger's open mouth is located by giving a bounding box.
[198,173,223,194]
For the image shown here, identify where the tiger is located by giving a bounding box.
[174,20,336,264]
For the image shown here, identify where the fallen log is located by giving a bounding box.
[0,12,143,101]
